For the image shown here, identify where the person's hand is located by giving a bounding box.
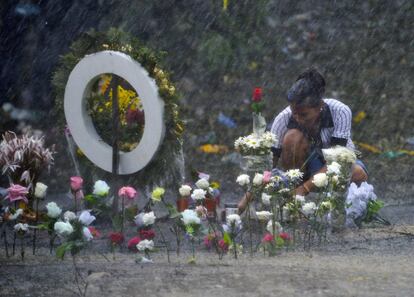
[295,185,308,196]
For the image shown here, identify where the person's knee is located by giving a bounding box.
[351,164,368,186]
[282,129,306,147]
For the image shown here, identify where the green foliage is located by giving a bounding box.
[364,200,385,223]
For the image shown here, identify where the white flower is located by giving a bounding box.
[256,211,273,221]
[226,214,241,227]
[253,173,264,186]
[34,182,48,198]
[320,201,332,211]
[14,223,29,232]
[137,239,154,252]
[312,173,328,188]
[261,193,271,206]
[278,188,290,194]
[286,169,303,181]
[10,209,23,220]
[93,180,110,196]
[266,220,282,235]
[82,227,93,241]
[179,185,192,197]
[195,178,209,190]
[54,221,74,236]
[332,175,339,184]
[236,174,250,186]
[142,211,156,226]
[302,202,317,216]
[191,189,206,201]
[46,202,62,219]
[181,209,201,225]
[79,210,96,226]
[63,211,77,222]
[327,161,341,175]
[295,195,305,204]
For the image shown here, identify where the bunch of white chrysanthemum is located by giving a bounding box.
[234,132,277,155]
[322,146,356,165]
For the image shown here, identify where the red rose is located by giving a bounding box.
[139,229,155,240]
[127,236,141,252]
[109,232,124,245]
[252,87,262,102]
[279,232,291,241]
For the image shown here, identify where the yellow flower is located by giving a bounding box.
[353,111,366,124]
[151,187,165,202]
[210,181,220,189]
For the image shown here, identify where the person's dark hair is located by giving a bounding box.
[286,68,326,107]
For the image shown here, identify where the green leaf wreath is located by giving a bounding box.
[52,28,184,188]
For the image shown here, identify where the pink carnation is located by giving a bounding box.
[5,184,29,204]
[263,171,272,184]
[127,236,141,253]
[118,186,137,200]
[262,233,275,243]
[70,176,83,191]
[218,239,229,252]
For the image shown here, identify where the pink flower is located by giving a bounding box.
[70,176,83,191]
[127,236,141,252]
[279,232,291,241]
[88,226,100,238]
[263,171,272,184]
[218,239,229,252]
[118,186,137,200]
[262,233,275,243]
[5,184,29,204]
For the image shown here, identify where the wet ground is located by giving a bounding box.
[1,204,413,297]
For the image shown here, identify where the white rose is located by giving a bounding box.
[191,189,206,201]
[178,185,192,197]
[14,223,29,232]
[236,174,250,186]
[82,227,93,241]
[93,180,110,196]
[327,162,341,175]
[295,195,305,204]
[54,221,74,236]
[195,178,209,190]
[142,211,156,226]
[253,173,264,186]
[312,173,328,188]
[266,220,282,235]
[256,211,273,221]
[46,202,62,219]
[320,201,332,211]
[137,239,154,252]
[63,211,77,222]
[78,210,96,226]
[302,202,317,216]
[261,193,271,206]
[181,209,201,225]
[34,182,48,198]
[226,214,241,227]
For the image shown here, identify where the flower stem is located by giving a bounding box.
[156,223,170,263]
[32,197,39,255]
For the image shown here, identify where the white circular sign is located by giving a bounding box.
[64,51,165,175]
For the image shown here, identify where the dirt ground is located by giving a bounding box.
[1,205,414,297]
